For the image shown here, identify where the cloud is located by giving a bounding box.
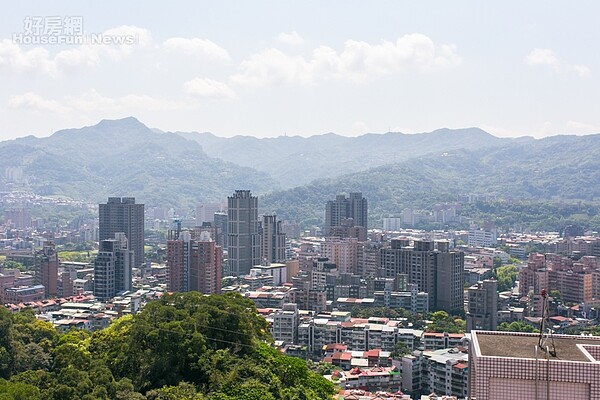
[183,78,236,99]
[231,33,462,87]
[118,94,193,111]
[350,121,370,136]
[53,46,101,72]
[526,48,590,77]
[8,92,70,113]
[163,37,230,61]
[0,39,57,75]
[231,48,313,87]
[0,25,151,77]
[565,120,600,134]
[8,89,197,115]
[62,89,117,112]
[526,48,559,68]
[277,31,304,46]
[103,25,152,47]
[571,64,591,78]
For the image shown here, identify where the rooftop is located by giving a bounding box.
[473,330,600,363]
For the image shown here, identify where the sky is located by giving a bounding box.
[1,1,599,140]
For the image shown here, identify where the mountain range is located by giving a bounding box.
[0,117,276,207]
[176,127,527,187]
[2,117,599,226]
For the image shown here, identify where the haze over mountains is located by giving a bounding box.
[2,117,599,224]
[176,127,523,187]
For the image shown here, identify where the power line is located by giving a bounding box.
[142,310,266,339]
[141,324,265,351]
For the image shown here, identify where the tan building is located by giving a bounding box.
[36,242,58,298]
[167,230,222,295]
[321,237,358,274]
[549,269,593,304]
[470,330,600,400]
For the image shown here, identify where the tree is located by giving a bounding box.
[426,311,465,334]
[391,342,411,358]
[493,257,503,268]
[496,265,518,292]
[0,379,41,400]
[146,382,206,400]
[0,307,13,378]
[306,360,339,376]
[498,321,538,333]
[0,292,336,399]
[1,261,26,272]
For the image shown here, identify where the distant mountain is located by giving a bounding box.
[2,117,598,222]
[260,134,600,225]
[0,117,277,207]
[176,127,520,187]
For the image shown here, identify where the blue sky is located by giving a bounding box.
[1,1,599,139]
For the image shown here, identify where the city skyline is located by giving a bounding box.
[1,1,599,140]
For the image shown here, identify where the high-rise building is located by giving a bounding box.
[36,241,58,298]
[470,330,600,399]
[349,192,368,229]
[468,227,498,247]
[196,202,224,225]
[325,195,348,231]
[466,279,498,332]
[99,197,144,267]
[214,212,228,250]
[93,232,134,301]
[190,240,222,294]
[227,190,260,276]
[59,269,77,298]
[321,237,359,274]
[380,239,464,312]
[4,207,31,229]
[324,192,368,236]
[261,215,286,264]
[167,229,222,294]
[167,230,191,292]
[382,217,403,232]
[272,303,300,344]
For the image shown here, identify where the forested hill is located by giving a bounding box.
[0,292,336,399]
[260,134,600,228]
[2,117,599,219]
[0,117,277,207]
[176,127,520,187]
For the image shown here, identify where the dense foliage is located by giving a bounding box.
[495,265,519,292]
[0,118,277,208]
[0,292,336,399]
[425,311,466,334]
[497,321,539,333]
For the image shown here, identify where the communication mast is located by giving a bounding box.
[537,288,557,357]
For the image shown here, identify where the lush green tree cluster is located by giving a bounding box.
[497,321,539,333]
[0,261,26,272]
[425,311,466,334]
[0,292,335,400]
[495,264,518,292]
[390,342,412,358]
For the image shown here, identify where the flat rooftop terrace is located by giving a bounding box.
[473,331,600,363]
